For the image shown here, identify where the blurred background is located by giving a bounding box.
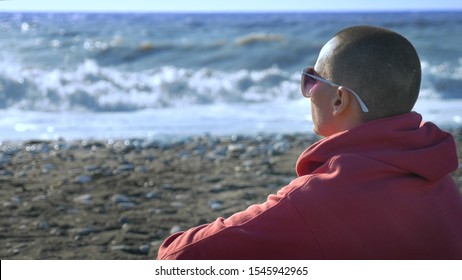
[1,0,461,140]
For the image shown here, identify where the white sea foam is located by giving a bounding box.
[0,58,299,111]
[1,96,461,141]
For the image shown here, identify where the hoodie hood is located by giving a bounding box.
[296,112,458,182]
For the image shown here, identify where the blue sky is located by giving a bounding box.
[1,0,462,12]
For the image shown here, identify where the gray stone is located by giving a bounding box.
[117,202,136,209]
[139,244,150,254]
[74,194,93,205]
[111,194,131,203]
[74,175,92,184]
[117,163,135,172]
[170,225,182,234]
[145,191,162,199]
[73,227,96,235]
[208,200,223,211]
[170,201,183,208]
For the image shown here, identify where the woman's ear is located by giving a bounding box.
[332,86,350,116]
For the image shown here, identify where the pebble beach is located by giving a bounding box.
[1,131,461,259]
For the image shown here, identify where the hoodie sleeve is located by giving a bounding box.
[156,181,324,260]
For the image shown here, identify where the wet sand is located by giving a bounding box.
[1,131,461,259]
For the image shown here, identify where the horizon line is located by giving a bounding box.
[1,8,462,14]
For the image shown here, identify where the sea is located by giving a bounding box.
[0,11,461,141]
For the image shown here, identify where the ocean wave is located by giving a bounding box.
[1,54,461,113]
[235,33,285,46]
[87,34,288,67]
[420,59,462,99]
[0,59,299,112]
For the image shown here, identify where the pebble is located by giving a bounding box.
[192,145,206,156]
[121,223,132,233]
[110,245,147,255]
[74,175,92,184]
[49,228,65,236]
[139,244,150,254]
[144,155,156,162]
[0,154,11,165]
[67,208,80,214]
[176,150,192,159]
[52,142,69,151]
[243,160,254,167]
[214,146,228,156]
[24,143,50,154]
[1,144,18,155]
[227,143,245,158]
[11,243,27,255]
[74,194,93,205]
[11,196,21,205]
[147,208,163,215]
[170,225,182,234]
[170,201,184,208]
[161,183,174,190]
[145,191,162,199]
[175,194,188,200]
[0,169,13,177]
[143,180,155,187]
[208,200,223,211]
[114,163,135,174]
[197,175,223,183]
[73,227,97,235]
[111,194,131,203]
[211,184,223,193]
[110,245,130,251]
[241,146,260,158]
[117,202,136,209]
[32,194,48,201]
[36,221,50,230]
[270,141,290,155]
[111,194,135,208]
[135,166,147,173]
[41,163,55,173]
[117,216,130,224]
[84,165,100,173]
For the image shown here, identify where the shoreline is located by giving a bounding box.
[1,132,461,259]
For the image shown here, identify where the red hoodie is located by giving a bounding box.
[157,112,462,259]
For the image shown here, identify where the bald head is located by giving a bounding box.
[316,26,421,121]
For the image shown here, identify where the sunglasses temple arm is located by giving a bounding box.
[349,90,369,113]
